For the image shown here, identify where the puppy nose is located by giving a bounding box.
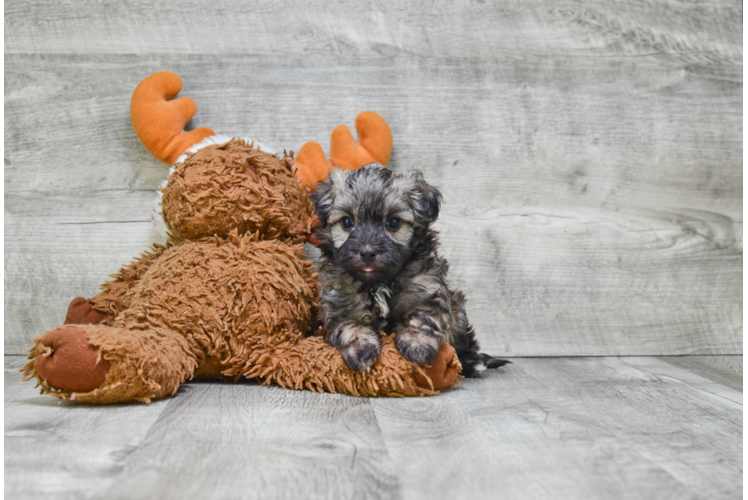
[359,246,377,262]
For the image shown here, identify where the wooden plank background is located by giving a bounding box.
[4,0,742,356]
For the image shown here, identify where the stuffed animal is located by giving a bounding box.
[21,71,460,403]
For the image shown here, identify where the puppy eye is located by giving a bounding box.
[341,216,354,230]
[387,217,402,230]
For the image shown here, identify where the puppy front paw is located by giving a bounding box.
[395,319,442,366]
[341,340,382,373]
[329,323,382,372]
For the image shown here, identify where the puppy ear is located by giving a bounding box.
[312,169,344,228]
[411,171,442,223]
[312,179,334,228]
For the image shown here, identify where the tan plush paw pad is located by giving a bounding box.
[64,297,109,325]
[413,342,460,390]
[35,327,110,393]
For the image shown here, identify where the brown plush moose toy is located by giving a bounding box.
[21,71,460,403]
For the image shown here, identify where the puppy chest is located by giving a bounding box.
[369,284,393,331]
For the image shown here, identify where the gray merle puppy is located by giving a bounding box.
[312,163,509,376]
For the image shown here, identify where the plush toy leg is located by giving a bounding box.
[237,334,460,397]
[64,297,109,325]
[22,324,197,404]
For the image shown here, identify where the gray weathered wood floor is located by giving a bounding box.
[5,356,741,499]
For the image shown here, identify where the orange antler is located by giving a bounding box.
[131,72,215,165]
[294,141,331,188]
[294,111,392,189]
[331,111,392,168]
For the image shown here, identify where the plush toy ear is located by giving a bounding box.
[131,71,215,165]
[330,111,392,169]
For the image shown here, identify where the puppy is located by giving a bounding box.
[312,163,509,376]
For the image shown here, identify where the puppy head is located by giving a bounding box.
[313,163,441,284]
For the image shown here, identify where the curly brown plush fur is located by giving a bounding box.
[162,141,312,241]
[22,140,459,403]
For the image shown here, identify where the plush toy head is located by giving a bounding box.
[131,71,394,244]
[161,139,312,242]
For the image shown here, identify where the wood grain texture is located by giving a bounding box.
[4,1,742,356]
[5,356,401,500]
[5,0,742,61]
[658,355,743,391]
[97,386,400,500]
[4,357,171,499]
[5,355,742,500]
[371,356,742,500]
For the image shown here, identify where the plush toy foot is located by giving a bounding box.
[34,327,110,393]
[413,342,460,390]
[24,324,196,404]
[64,297,109,325]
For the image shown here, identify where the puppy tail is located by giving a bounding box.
[457,344,511,378]
[450,290,510,377]
[481,353,512,369]
[454,326,511,377]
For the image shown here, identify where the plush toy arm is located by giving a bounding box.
[234,335,459,396]
[131,71,215,165]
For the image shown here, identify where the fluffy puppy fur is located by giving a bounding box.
[313,164,508,376]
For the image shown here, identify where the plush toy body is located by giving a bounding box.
[22,72,459,403]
